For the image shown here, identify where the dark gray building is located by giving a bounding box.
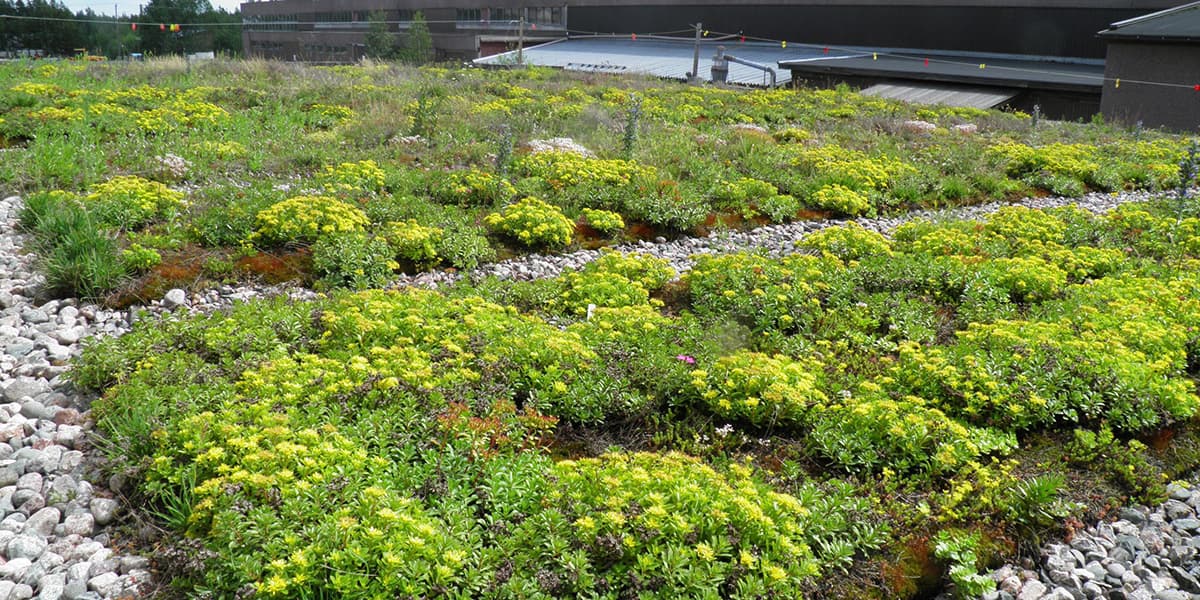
[1099,2,1200,131]
[243,0,1181,63]
[241,1,566,62]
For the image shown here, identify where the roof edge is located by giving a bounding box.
[1101,0,1200,34]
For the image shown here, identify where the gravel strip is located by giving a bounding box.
[0,188,1180,599]
[975,483,1200,600]
[392,190,1165,288]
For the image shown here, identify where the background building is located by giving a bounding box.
[1099,1,1200,130]
[241,0,566,62]
[243,0,1181,63]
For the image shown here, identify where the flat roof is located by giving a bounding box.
[1098,1,1200,42]
[473,37,860,86]
[779,51,1104,92]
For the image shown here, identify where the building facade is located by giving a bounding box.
[1099,2,1200,131]
[241,0,567,62]
[242,0,1181,63]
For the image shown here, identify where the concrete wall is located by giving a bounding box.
[1101,41,1200,132]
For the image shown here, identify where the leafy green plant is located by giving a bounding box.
[311,232,397,290]
[82,175,186,229]
[933,529,996,598]
[121,243,162,273]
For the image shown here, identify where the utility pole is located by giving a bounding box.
[517,11,525,66]
[690,22,701,84]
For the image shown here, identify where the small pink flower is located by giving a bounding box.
[676,354,696,364]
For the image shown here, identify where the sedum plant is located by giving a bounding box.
[485,197,574,249]
[250,195,369,246]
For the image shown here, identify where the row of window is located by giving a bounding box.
[456,7,563,25]
[303,43,351,55]
[244,14,299,31]
[245,6,565,31]
[249,41,285,51]
[311,10,415,23]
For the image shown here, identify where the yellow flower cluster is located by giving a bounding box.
[251,195,369,245]
[484,197,573,248]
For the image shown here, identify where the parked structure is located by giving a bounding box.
[1099,1,1200,131]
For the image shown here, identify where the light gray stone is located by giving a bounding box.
[9,583,33,600]
[3,380,47,404]
[7,534,47,560]
[87,499,117,527]
[65,562,90,583]
[85,573,118,597]
[23,507,59,538]
[1016,579,1046,600]
[36,572,66,600]
[0,558,32,580]
[59,513,91,537]
[162,288,187,310]
[116,556,149,574]
[60,580,86,600]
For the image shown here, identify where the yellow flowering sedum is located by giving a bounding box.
[251,195,369,246]
[485,197,573,248]
[83,175,185,229]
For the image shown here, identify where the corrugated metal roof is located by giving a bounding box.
[473,37,860,86]
[860,83,1017,108]
[1099,1,1200,41]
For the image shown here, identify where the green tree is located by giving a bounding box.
[364,11,394,59]
[140,0,212,55]
[398,10,432,64]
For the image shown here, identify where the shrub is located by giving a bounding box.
[429,168,516,206]
[811,184,871,216]
[494,452,822,597]
[588,251,675,291]
[687,252,834,334]
[311,232,397,290]
[689,350,827,426]
[799,222,893,263]
[514,151,656,189]
[713,177,778,218]
[437,226,496,270]
[121,243,162,273]
[986,141,1099,183]
[933,530,996,598]
[976,256,1067,302]
[82,175,185,229]
[554,270,651,316]
[251,195,369,246]
[382,219,443,269]
[581,207,625,234]
[485,197,574,249]
[318,159,387,194]
[758,192,800,223]
[810,382,1016,476]
[793,145,915,191]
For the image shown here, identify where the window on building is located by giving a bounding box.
[244,14,298,31]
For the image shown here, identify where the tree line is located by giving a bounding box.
[0,0,242,58]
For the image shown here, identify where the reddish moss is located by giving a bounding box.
[235,249,312,285]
